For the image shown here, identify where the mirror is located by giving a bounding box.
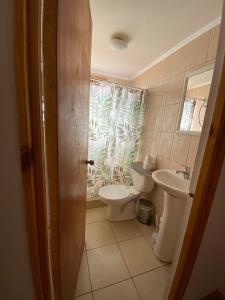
[177,65,214,134]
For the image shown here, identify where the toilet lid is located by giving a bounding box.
[99,185,129,200]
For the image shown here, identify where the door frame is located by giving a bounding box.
[15,0,59,299]
[15,1,225,300]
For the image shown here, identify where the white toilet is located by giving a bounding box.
[99,162,155,221]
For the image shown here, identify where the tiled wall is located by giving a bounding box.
[132,25,220,216]
[91,73,130,85]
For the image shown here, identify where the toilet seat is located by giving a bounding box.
[99,184,129,201]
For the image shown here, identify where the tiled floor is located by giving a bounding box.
[75,207,170,300]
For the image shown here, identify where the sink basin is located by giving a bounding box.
[151,169,191,262]
[152,169,190,198]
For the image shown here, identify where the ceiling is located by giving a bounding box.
[90,0,223,80]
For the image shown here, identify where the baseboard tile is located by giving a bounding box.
[86,198,105,209]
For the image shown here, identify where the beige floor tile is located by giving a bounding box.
[135,220,155,236]
[110,220,143,242]
[133,266,170,300]
[86,207,106,224]
[145,235,155,249]
[75,253,91,296]
[103,206,108,217]
[85,222,116,250]
[93,279,139,300]
[87,244,130,290]
[75,293,93,300]
[119,237,163,276]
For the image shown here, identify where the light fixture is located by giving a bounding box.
[110,33,129,51]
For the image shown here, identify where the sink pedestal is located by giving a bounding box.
[154,191,187,262]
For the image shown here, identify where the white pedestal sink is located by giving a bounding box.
[152,170,190,262]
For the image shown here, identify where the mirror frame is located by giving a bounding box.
[176,63,215,135]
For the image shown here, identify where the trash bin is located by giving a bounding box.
[137,199,154,225]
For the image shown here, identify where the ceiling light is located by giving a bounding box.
[110,33,129,51]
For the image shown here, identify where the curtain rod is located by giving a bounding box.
[90,77,147,93]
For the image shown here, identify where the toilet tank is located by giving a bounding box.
[131,162,155,193]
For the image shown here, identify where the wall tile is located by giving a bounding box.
[170,46,187,76]
[186,32,210,71]
[156,106,165,131]
[170,134,191,165]
[187,135,200,168]
[144,91,152,108]
[132,70,150,89]
[159,81,170,106]
[162,104,179,132]
[146,88,164,108]
[142,107,158,130]
[132,26,218,217]
[143,106,165,131]
[150,132,161,155]
[155,156,170,170]
[159,56,172,82]
[207,25,220,62]
[158,132,174,159]
[150,63,163,87]
[137,131,160,160]
[166,73,185,105]
[168,160,185,171]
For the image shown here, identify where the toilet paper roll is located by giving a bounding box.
[143,154,156,170]
[143,161,153,170]
[144,154,152,165]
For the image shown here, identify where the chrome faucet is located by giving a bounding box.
[176,166,191,179]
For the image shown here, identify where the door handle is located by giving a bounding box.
[86,160,94,165]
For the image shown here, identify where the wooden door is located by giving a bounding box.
[15,0,92,299]
[15,1,52,299]
[57,1,92,299]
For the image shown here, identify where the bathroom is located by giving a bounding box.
[75,1,223,300]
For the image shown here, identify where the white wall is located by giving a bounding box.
[0,1,35,299]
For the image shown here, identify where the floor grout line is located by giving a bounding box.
[85,231,154,249]
[75,291,93,299]
[85,245,94,295]
[87,265,170,298]
[85,221,157,251]
[108,220,143,300]
[81,208,170,299]
[131,277,142,300]
[131,264,170,279]
[107,220,132,277]
[91,277,132,293]
[86,241,118,252]
[116,238,142,300]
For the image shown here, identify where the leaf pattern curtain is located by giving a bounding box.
[87,80,145,199]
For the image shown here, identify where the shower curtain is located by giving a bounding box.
[87,80,145,199]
